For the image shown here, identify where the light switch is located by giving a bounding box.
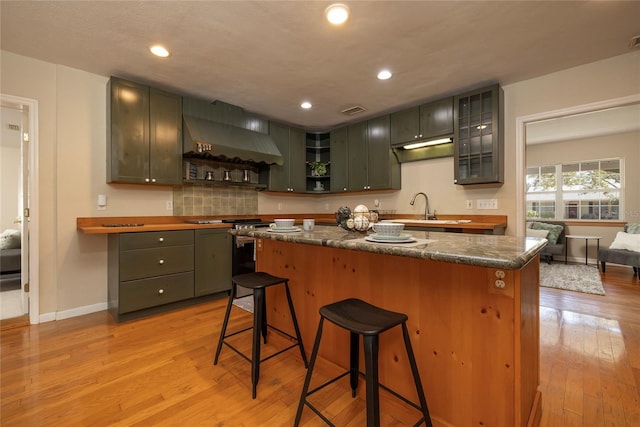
[97,194,107,210]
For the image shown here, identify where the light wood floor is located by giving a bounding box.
[1,264,639,426]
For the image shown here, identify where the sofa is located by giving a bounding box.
[526,220,566,264]
[599,224,640,279]
[0,229,21,291]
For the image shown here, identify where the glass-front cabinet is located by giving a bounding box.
[454,84,503,185]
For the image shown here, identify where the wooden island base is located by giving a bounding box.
[257,238,541,427]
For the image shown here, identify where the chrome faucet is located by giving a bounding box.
[410,192,436,220]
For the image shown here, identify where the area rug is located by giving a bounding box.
[232,295,254,313]
[539,263,605,295]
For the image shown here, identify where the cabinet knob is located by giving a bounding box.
[158,289,164,295]
[151,178,156,183]
[158,237,164,242]
[145,178,150,183]
[159,259,165,265]
[343,187,347,191]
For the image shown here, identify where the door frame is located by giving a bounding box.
[1,93,39,324]
[515,93,640,237]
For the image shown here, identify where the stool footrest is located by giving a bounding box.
[303,369,425,413]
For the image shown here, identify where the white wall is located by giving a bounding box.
[0,106,21,231]
[1,51,174,318]
[2,49,638,319]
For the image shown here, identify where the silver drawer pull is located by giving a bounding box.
[158,237,164,242]
[158,289,164,295]
[159,259,165,265]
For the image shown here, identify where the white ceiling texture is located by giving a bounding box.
[1,1,639,131]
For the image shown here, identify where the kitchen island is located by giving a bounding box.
[232,225,545,427]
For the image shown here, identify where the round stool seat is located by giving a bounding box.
[320,298,408,335]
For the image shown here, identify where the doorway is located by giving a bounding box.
[0,94,40,325]
[515,94,640,237]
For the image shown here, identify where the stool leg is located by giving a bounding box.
[284,282,308,367]
[363,334,380,427]
[261,291,268,344]
[402,323,432,427]
[350,332,359,397]
[214,283,237,365]
[294,317,325,427]
[251,287,265,399]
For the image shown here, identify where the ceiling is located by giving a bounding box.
[1,1,639,131]
[526,103,640,145]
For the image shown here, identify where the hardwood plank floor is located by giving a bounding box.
[1,264,639,426]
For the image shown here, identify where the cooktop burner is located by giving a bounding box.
[184,219,223,224]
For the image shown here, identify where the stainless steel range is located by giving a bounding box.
[223,219,270,297]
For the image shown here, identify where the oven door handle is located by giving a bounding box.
[235,236,256,248]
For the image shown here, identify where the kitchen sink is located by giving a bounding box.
[384,219,471,225]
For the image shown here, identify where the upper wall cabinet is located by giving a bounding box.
[330,128,349,192]
[107,77,183,185]
[453,84,504,185]
[347,115,401,191]
[268,122,306,192]
[390,97,453,145]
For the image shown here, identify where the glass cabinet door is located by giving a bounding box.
[454,84,503,185]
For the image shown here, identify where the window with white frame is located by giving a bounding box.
[526,159,622,220]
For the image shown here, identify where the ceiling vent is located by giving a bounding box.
[630,35,640,49]
[341,105,367,115]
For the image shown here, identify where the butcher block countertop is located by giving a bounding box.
[77,214,507,235]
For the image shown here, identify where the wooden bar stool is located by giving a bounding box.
[214,272,308,398]
[294,298,432,427]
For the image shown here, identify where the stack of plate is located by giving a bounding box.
[268,226,302,233]
[365,234,416,243]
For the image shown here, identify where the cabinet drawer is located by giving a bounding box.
[120,230,193,250]
[119,272,194,313]
[120,245,193,281]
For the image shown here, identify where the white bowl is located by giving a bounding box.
[372,222,404,237]
[274,219,295,229]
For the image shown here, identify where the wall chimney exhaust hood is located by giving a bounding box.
[183,115,283,166]
[391,136,454,163]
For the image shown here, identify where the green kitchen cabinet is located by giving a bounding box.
[454,84,503,185]
[330,127,349,192]
[348,115,400,191]
[194,229,232,297]
[108,230,195,322]
[108,77,183,185]
[390,98,453,145]
[268,121,306,192]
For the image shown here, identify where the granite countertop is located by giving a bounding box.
[231,225,547,270]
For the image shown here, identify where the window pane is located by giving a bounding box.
[528,159,622,221]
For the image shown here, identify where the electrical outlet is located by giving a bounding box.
[466,200,473,209]
[324,203,330,211]
[278,203,283,211]
[477,199,498,209]
[166,200,173,210]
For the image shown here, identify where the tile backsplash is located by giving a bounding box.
[173,184,258,216]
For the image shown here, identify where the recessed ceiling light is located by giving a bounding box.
[149,45,170,58]
[377,70,392,80]
[325,3,350,25]
[301,101,312,109]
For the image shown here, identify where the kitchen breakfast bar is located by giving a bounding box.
[232,225,546,427]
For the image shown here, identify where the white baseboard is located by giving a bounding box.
[38,302,108,323]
